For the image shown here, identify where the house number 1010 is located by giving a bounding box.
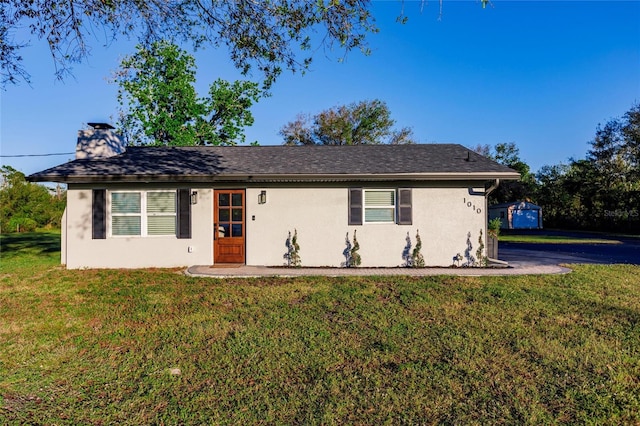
[463,198,482,214]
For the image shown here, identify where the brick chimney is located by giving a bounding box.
[75,123,126,160]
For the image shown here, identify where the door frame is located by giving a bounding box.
[213,189,246,264]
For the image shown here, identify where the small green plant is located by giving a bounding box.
[291,229,301,267]
[411,230,425,268]
[488,217,502,240]
[476,229,488,266]
[284,229,301,267]
[349,229,361,267]
[464,231,475,266]
[453,253,463,267]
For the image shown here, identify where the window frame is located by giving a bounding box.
[363,189,396,224]
[348,188,412,226]
[108,190,177,238]
[146,191,178,236]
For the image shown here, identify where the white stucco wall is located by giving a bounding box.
[64,185,213,269]
[64,182,488,269]
[245,184,488,268]
[60,207,67,265]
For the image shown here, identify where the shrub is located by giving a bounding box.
[488,217,502,239]
[411,230,425,267]
[349,229,361,267]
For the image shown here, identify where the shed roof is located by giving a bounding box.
[28,144,520,183]
[489,201,541,210]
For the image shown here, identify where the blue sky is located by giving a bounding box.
[1,1,639,177]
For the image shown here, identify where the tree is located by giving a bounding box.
[2,1,496,88]
[473,142,536,204]
[534,160,598,229]
[114,41,260,146]
[621,104,640,179]
[588,103,640,191]
[280,99,416,145]
[471,143,492,158]
[584,103,640,230]
[535,163,571,227]
[280,114,315,146]
[535,104,640,232]
[0,166,66,232]
[2,0,376,88]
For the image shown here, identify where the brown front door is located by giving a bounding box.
[214,189,245,263]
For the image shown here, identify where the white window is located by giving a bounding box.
[110,191,176,236]
[364,189,395,223]
[111,192,141,236]
[147,192,177,235]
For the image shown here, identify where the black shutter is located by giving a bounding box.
[177,189,191,239]
[397,188,412,225]
[348,188,363,225]
[92,189,106,239]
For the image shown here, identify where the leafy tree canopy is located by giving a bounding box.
[473,142,536,204]
[2,0,376,88]
[534,103,639,232]
[114,41,260,146]
[587,103,640,190]
[280,99,416,145]
[0,166,66,232]
[2,1,496,88]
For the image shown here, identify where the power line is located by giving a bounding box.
[0,152,74,158]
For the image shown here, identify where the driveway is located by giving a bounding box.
[498,232,640,267]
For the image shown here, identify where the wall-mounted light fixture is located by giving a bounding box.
[191,191,198,205]
[258,190,267,205]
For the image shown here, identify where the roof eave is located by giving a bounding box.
[28,171,521,184]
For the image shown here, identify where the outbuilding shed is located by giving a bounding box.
[488,201,543,230]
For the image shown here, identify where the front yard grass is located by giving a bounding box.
[1,233,639,424]
[498,234,621,244]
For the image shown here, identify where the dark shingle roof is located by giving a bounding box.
[28,144,520,183]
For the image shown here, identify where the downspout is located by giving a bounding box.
[485,178,500,198]
[485,179,500,232]
[484,179,501,263]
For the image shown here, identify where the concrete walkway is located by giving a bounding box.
[185,262,571,278]
[184,236,636,278]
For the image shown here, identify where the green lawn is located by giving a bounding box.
[1,232,639,424]
[498,234,622,244]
